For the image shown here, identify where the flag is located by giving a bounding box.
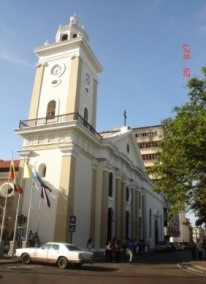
[10,160,23,194]
[41,187,51,208]
[32,168,52,208]
[23,162,33,179]
[8,163,14,179]
[32,169,52,192]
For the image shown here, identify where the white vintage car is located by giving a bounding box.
[15,242,93,269]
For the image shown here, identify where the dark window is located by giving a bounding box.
[138,141,159,149]
[127,143,130,153]
[83,107,88,126]
[126,187,130,202]
[46,100,56,119]
[142,154,157,160]
[109,172,113,197]
[61,34,68,41]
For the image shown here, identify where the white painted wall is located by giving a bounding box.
[21,148,62,244]
[72,152,93,248]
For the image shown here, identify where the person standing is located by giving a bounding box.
[28,230,34,247]
[87,237,93,251]
[105,240,113,262]
[197,242,203,260]
[126,239,134,263]
[190,240,197,260]
[34,232,40,247]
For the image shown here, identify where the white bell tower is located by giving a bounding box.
[28,14,102,128]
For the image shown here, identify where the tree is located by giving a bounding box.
[148,67,206,217]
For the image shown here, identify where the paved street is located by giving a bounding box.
[0,251,205,284]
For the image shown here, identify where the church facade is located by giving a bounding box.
[15,15,166,250]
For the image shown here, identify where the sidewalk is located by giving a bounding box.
[0,255,20,265]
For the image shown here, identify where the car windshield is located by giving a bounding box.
[41,244,52,250]
[65,245,81,251]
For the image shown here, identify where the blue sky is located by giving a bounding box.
[0,0,206,160]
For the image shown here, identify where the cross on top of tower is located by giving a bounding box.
[123,110,127,126]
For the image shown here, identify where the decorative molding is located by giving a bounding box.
[59,145,78,158]
[21,129,99,159]
[91,159,98,170]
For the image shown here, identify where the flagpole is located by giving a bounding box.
[7,192,21,257]
[24,182,34,245]
[12,194,21,243]
[36,197,42,234]
[7,157,26,256]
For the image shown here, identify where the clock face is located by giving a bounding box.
[85,72,90,85]
[51,65,62,76]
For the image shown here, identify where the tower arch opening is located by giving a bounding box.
[46,100,56,119]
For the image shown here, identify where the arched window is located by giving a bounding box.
[61,34,68,41]
[83,107,88,126]
[84,107,88,122]
[126,143,130,153]
[126,186,130,202]
[38,164,46,177]
[109,172,113,197]
[46,100,56,119]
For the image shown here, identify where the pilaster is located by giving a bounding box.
[66,56,83,114]
[131,189,137,240]
[115,178,122,238]
[54,149,77,242]
[99,170,109,247]
[28,64,45,119]
[89,161,98,244]
[121,182,126,237]
[92,79,98,128]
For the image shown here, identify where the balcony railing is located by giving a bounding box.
[19,112,102,138]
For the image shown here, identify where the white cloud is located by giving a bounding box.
[0,52,33,68]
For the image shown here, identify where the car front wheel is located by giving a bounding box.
[21,253,31,264]
[57,257,68,269]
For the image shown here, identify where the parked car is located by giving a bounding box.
[155,241,172,252]
[15,242,93,269]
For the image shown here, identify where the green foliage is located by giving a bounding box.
[148,67,206,216]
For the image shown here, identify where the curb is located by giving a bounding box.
[0,258,20,265]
